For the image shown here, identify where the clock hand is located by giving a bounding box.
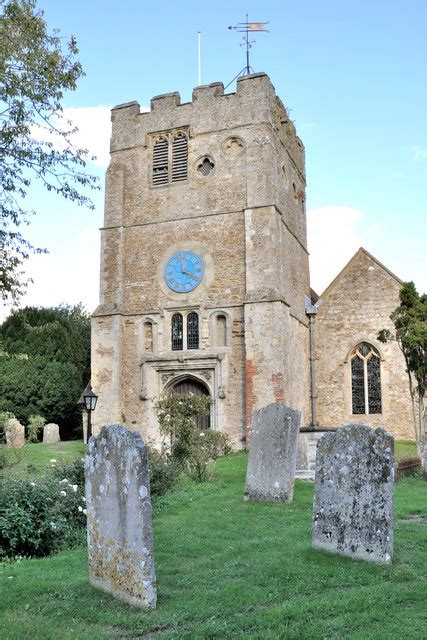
[180,253,192,276]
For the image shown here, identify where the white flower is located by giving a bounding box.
[199,432,205,437]
[50,522,57,530]
[30,482,36,487]
[70,484,78,492]
[82,496,86,502]
[60,490,67,497]
[78,506,83,512]
[82,508,87,515]
[59,479,68,484]
[50,459,57,463]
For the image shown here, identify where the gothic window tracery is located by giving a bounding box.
[350,343,382,414]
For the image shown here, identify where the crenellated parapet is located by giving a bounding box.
[109,73,304,177]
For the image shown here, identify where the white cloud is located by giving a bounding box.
[0,227,101,323]
[31,105,112,168]
[412,145,427,161]
[307,206,379,295]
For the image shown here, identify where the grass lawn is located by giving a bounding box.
[1,452,426,639]
[0,441,85,477]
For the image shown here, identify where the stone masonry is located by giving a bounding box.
[244,403,300,502]
[91,73,311,448]
[316,248,415,440]
[312,424,394,564]
[91,72,416,451]
[85,424,156,609]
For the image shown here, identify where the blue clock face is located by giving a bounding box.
[164,251,204,293]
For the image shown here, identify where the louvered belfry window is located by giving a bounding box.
[187,312,199,350]
[172,133,188,182]
[152,137,169,185]
[152,130,188,186]
[171,313,183,351]
[351,343,382,415]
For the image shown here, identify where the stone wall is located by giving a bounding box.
[91,72,311,446]
[316,248,415,440]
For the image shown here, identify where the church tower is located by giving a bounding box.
[91,73,311,446]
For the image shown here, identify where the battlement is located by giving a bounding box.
[109,73,305,178]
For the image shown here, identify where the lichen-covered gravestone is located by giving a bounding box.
[244,403,300,502]
[85,424,156,609]
[43,423,60,443]
[5,418,25,448]
[312,424,394,564]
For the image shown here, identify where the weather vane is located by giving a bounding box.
[226,14,269,88]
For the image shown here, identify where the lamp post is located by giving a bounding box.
[83,385,98,444]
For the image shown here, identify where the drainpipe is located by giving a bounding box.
[305,296,322,428]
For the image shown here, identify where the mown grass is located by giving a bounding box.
[0,441,85,477]
[1,452,426,639]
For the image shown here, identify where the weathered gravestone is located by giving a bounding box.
[244,403,300,502]
[5,418,25,448]
[43,423,60,443]
[85,424,156,609]
[312,424,394,564]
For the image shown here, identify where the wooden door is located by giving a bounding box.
[170,378,211,430]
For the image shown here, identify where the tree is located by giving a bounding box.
[378,282,427,472]
[0,0,98,303]
[0,304,91,435]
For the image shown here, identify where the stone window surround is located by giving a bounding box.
[168,308,200,352]
[149,127,189,188]
[208,309,232,349]
[345,341,383,416]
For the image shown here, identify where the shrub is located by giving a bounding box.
[0,410,15,442]
[154,394,211,465]
[148,447,180,497]
[27,414,46,443]
[187,430,232,483]
[0,467,86,559]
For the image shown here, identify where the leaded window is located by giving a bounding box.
[171,313,183,351]
[187,312,199,350]
[350,343,382,414]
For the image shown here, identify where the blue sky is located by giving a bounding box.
[2,0,426,319]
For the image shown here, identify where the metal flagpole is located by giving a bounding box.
[198,31,202,86]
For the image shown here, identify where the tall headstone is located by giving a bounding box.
[5,418,25,448]
[312,424,394,564]
[244,403,300,502]
[43,423,60,443]
[85,424,156,609]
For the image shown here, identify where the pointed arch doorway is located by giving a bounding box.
[169,376,211,430]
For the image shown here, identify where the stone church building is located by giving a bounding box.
[91,73,414,447]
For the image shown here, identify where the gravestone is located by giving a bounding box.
[85,424,156,609]
[244,403,300,502]
[312,424,394,564]
[43,423,60,443]
[5,418,25,448]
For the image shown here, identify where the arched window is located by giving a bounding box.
[143,321,153,352]
[187,312,199,349]
[214,314,227,347]
[152,137,169,185]
[171,313,183,351]
[172,132,188,182]
[350,343,382,414]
